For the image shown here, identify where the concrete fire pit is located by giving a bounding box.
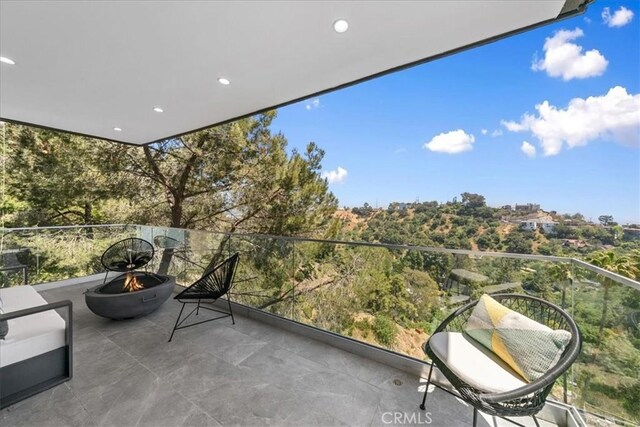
[85,272,175,320]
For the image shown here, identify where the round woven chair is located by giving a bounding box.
[100,238,154,282]
[153,235,183,250]
[419,293,581,426]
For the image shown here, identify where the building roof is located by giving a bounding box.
[0,1,590,145]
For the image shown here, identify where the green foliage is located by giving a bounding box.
[372,315,397,346]
[504,230,533,254]
[598,215,615,226]
[598,333,640,377]
[6,125,135,225]
[460,192,486,209]
[5,114,337,237]
[620,381,640,419]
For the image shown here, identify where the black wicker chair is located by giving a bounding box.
[419,293,581,427]
[100,238,154,284]
[153,235,183,250]
[168,252,239,342]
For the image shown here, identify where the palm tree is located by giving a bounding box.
[549,262,573,309]
[586,251,638,335]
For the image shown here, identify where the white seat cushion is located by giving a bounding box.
[0,286,67,367]
[429,332,528,394]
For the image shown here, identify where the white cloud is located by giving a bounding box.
[502,120,528,132]
[584,16,592,24]
[322,166,348,184]
[491,129,503,137]
[531,28,608,80]
[481,129,488,135]
[502,86,640,156]
[521,141,537,158]
[602,6,634,27]
[424,129,475,154]
[394,148,407,154]
[305,98,321,110]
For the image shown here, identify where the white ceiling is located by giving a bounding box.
[0,1,576,145]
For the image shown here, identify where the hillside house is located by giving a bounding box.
[520,219,557,233]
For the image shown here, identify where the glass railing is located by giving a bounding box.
[2,223,639,424]
[0,224,135,286]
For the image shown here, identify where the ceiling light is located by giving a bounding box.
[333,19,349,33]
[153,106,164,113]
[217,77,230,85]
[0,56,16,65]
[113,127,122,132]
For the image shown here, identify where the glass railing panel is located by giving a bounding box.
[0,224,136,286]
[290,241,427,353]
[137,225,231,286]
[228,234,294,318]
[568,264,640,425]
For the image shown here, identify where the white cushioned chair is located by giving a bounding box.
[419,294,581,427]
[0,285,72,409]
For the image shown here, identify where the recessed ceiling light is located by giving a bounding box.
[153,106,164,113]
[113,127,122,132]
[0,56,16,65]
[333,19,349,33]
[217,77,230,85]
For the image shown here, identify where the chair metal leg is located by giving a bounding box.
[419,362,435,410]
[196,299,200,316]
[168,303,186,342]
[473,408,478,427]
[531,415,541,427]
[227,294,235,325]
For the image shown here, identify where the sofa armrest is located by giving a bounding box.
[1,299,73,376]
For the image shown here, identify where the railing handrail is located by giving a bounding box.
[571,258,640,291]
[2,223,639,291]
[1,224,130,232]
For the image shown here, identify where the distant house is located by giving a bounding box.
[539,219,557,234]
[515,203,540,212]
[520,218,557,233]
[501,205,513,211]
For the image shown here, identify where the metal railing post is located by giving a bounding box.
[291,240,296,320]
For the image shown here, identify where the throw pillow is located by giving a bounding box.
[464,294,571,382]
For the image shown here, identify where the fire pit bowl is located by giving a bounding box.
[85,272,175,320]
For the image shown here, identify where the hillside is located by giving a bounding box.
[335,195,639,257]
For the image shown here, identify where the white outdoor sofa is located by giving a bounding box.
[0,285,72,409]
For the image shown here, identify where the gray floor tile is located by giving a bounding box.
[1,384,96,427]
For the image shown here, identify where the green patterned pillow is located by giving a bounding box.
[464,294,571,382]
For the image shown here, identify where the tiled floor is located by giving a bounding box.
[1,281,552,427]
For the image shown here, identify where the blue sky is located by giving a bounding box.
[272,1,640,224]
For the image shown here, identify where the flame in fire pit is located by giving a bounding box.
[123,272,144,292]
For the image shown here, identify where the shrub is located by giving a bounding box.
[619,381,640,420]
[373,315,397,346]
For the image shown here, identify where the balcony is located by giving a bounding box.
[0,278,484,427]
[2,224,638,426]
